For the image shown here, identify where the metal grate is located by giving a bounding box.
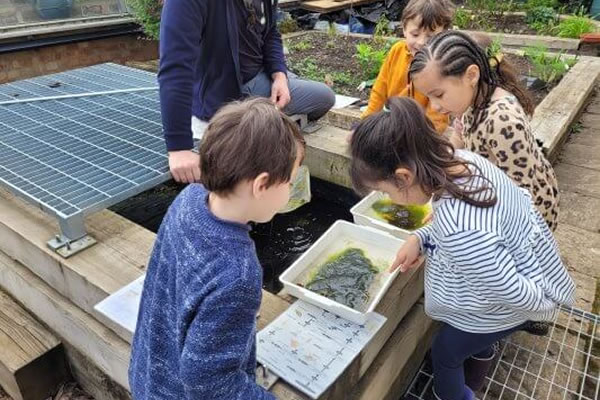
[0,64,169,256]
[403,306,600,400]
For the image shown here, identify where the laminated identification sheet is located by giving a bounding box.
[256,300,386,399]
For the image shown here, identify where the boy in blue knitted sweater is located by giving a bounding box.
[129,98,305,400]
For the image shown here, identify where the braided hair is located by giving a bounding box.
[409,31,534,135]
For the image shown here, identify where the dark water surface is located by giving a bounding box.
[110,178,359,293]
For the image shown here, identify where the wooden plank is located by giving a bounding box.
[352,301,437,400]
[325,107,362,130]
[0,290,69,400]
[462,30,580,51]
[304,124,352,189]
[301,0,379,13]
[63,344,131,400]
[530,57,600,161]
[0,188,149,316]
[279,0,303,9]
[0,251,132,390]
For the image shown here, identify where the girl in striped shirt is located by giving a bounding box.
[349,97,574,400]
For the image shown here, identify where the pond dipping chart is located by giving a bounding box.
[257,300,386,399]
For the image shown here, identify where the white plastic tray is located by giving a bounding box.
[279,220,405,324]
[351,191,430,239]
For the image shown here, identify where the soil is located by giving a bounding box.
[505,52,552,106]
[285,33,374,100]
[456,14,540,36]
[286,32,552,107]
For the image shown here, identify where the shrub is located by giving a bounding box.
[524,45,577,84]
[453,7,471,29]
[556,14,596,38]
[126,0,162,40]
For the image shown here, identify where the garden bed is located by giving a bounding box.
[285,31,558,106]
[286,33,371,100]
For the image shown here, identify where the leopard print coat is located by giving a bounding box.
[461,95,560,231]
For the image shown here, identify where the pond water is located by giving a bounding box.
[110,178,359,293]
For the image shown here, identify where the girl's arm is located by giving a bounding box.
[390,224,435,273]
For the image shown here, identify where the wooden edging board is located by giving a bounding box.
[530,56,600,161]
[0,183,431,399]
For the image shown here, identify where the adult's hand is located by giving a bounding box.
[270,72,291,110]
[168,150,201,184]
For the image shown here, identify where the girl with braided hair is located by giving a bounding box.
[409,30,560,232]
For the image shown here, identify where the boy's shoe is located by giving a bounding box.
[520,320,550,336]
[464,344,497,392]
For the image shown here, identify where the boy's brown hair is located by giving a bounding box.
[199,97,305,196]
[401,0,455,31]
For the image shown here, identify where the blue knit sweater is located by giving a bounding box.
[129,184,276,400]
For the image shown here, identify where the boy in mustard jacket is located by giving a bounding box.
[362,0,455,133]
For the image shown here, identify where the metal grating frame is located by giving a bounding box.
[0,63,169,255]
[403,306,600,400]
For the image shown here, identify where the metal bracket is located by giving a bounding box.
[47,235,97,258]
[256,364,279,390]
[46,214,97,257]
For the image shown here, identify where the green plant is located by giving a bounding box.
[527,6,558,25]
[524,45,577,84]
[330,71,357,86]
[374,15,391,39]
[465,0,519,31]
[355,41,393,81]
[126,0,162,39]
[290,57,324,82]
[556,11,596,38]
[278,17,299,34]
[453,7,472,29]
[287,39,312,52]
[525,0,558,10]
[526,6,559,34]
[487,36,503,59]
[327,21,338,48]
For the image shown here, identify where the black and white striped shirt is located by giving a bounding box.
[414,150,575,333]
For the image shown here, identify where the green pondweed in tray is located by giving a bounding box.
[305,248,386,311]
[371,199,431,230]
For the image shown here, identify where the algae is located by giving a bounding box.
[371,199,431,230]
[305,248,378,310]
